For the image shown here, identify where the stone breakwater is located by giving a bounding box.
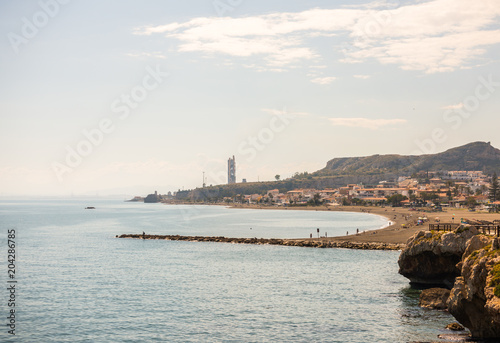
[117,234,404,250]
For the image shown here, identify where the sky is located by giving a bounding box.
[1,0,500,197]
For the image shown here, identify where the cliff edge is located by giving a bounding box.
[398,227,477,287]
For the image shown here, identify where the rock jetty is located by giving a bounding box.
[117,234,404,250]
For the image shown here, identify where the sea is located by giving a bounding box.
[0,198,460,343]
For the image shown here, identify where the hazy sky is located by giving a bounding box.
[1,0,500,197]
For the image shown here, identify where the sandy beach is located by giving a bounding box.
[229,204,500,245]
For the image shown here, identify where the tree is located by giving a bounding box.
[275,174,280,181]
[489,173,499,202]
[386,194,408,207]
[308,193,323,206]
[408,189,417,202]
[421,192,438,201]
[466,197,477,208]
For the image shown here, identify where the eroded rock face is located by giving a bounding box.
[419,288,450,310]
[398,228,477,287]
[447,237,500,339]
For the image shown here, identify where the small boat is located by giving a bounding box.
[85,207,96,210]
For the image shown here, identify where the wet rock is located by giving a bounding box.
[419,288,450,310]
[445,322,464,331]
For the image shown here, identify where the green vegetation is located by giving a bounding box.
[490,263,500,298]
[386,194,407,207]
[421,192,438,201]
[315,142,500,177]
[416,231,444,244]
[468,250,480,263]
[466,197,477,208]
[307,193,323,206]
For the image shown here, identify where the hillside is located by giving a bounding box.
[315,141,500,177]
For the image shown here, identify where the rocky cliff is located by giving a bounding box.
[399,229,500,339]
[447,236,500,339]
[398,227,477,287]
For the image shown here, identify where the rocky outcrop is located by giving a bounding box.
[419,288,450,310]
[398,227,477,287]
[445,322,464,331]
[117,234,405,250]
[144,191,162,203]
[447,237,500,339]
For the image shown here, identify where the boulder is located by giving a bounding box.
[463,234,491,259]
[419,288,450,310]
[398,227,477,287]
[493,237,500,251]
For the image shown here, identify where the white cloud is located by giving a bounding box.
[353,74,371,79]
[133,8,366,69]
[441,103,464,110]
[310,76,336,85]
[126,52,167,59]
[261,108,310,117]
[328,117,406,129]
[134,0,500,73]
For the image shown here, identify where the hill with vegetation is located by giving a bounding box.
[315,141,500,177]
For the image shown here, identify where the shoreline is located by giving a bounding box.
[166,202,500,245]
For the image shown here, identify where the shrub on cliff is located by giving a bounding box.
[490,263,500,298]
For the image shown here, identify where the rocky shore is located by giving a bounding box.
[399,228,500,339]
[117,234,404,250]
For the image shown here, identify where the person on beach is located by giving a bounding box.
[142,231,145,239]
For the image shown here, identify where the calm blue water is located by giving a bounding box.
[0,199,456,342]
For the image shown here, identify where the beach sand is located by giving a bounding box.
[229,204,500,245]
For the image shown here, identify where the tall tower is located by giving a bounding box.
[228,156,236,184]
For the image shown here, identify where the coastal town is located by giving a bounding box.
[228,170,493,209]
[139,170,500,212]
